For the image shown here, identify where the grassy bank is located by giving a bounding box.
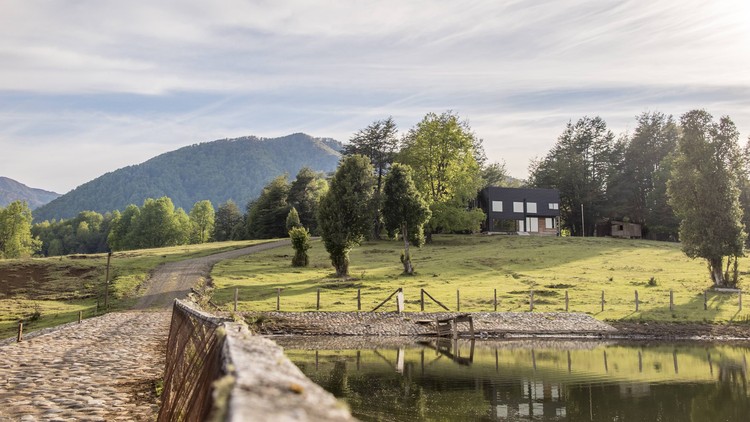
[0,240,267,339]
[211,235,750,323]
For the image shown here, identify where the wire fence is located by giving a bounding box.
[158,300,227,422]
[227,286,748,318]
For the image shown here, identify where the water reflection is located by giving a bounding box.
[280,337,750,421]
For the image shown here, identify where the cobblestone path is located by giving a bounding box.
[0,240,289,421]
[0,311,169,421]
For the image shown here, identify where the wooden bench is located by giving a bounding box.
[435,314,474,339]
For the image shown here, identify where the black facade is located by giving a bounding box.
[478,187,561,233]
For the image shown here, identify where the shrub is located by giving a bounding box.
[289,226,311,267]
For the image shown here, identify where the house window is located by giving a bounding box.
[527,202,537,213]
[513,202,524,213]
[549,203,559,210]
[545,218,556,229]
[491,201,503,212]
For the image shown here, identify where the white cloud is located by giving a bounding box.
[0,0,749,191]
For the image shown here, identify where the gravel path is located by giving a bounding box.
[135,240,290,309]
[1,240,289,421]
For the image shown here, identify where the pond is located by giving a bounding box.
[278,337,750,421]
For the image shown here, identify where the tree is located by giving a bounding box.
[667,110,746,287]
[286,207,301,231]
[246,175,290,239]
[604,112,679,237]
[213,200,244,242]
[130,197,187,249]
[344,117,399,239]
[528,116,617,236]
[287,167,328,233]
[480,161,510,188]
[189,200,215,244]
[317,155,375,277]
[0,201,40,258]
[108,205,140,250]
[383,164,431,274]
[399,111,485,241]
[289,226,311,267]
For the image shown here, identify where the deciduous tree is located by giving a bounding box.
[383,164,431,274]
[189,200,215,244]
[0,201,40,258]
[667,110,746,287]
[399,111,485,241]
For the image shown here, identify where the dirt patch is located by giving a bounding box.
[0,262,101,300]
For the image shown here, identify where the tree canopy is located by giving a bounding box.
[0,201,40,258]
[399,111,485,239]
[344,117,400,239]
[529,116,617,236]
[667,110,746,287]
[383,163,431,274]
[318,155,375,277]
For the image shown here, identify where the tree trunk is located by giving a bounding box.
[402,223,413,275]
[708,256,725,287]
[425,227,433,244]
[332,252,349,278]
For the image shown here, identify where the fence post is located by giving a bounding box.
[78,310,82,324]
[234,287,239,312]
[456,289,460,312]
[421,289,425,312]
[601,290,605,312]
[669,289,674,311]
[357,288,361,311]
[317,288,320,311]
[704,290,708,310]
[17,321,23,342]
[635,290,639,312]
[530,290,534,312]
[565,290,569,312]
[276,288,281,311]
[494,288,497,312]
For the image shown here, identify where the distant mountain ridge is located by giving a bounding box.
[33,133,343,221]
[0,177,61,209]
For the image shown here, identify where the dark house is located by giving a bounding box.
[478,187,561,235]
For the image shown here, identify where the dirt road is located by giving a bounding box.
[134,240,290,309]
[0,240,288,421]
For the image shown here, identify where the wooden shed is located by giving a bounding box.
[596,220,642,239]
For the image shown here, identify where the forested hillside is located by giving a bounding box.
[33,134,342,221]
[0,177,60,209]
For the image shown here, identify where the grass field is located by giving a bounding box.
[0,240,268,339]
[211,234,750,323]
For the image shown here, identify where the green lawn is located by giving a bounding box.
[211,235,750,323]
[0,240,268,339]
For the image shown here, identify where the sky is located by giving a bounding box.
[1,0,749,194]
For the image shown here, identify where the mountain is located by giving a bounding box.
[0,177,61,209]
[33,133,343,221]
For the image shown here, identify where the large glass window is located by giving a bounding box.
[527,202,537,213]
[491,201,503,212]
[513,202,524,213]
